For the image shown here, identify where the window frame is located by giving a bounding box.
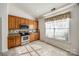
[45,17,71,41]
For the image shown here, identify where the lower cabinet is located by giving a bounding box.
[29,33,39,42]
[29,34,35,42]
[35,34,39,40]
[8,35,21,49]
[8,36,15,48]
[15,36,21,47]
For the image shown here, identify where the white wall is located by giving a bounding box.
[0,17,2,52]
[70,4,79,54]
[38,4,79,55]
[0,3,8,52]
[8,4,35,20]
[0,3,35,53]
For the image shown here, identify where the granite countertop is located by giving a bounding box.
[8,29,39,36]
[29,32,39,35]
[8,33,20,36]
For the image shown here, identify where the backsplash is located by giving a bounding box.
[9,29,20,34]
[9,29,37,34]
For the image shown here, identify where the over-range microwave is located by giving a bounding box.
[20,24,29,29]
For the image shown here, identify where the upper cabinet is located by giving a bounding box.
[25,19,29,25]
[20,18,29,26]
[8,15,16,29]
[33,20,38,29]
[29,20,38,29]
[29,20,34,29]
[20,18,26,25]
[8,15,21,29]
[15,17,21,29]
[8,15,38,30]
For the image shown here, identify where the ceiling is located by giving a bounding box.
[14,3,70,18]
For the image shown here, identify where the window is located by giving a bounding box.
[45,21,55,38]
[45,12,71,40]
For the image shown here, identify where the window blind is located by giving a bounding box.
[45,12,71,22]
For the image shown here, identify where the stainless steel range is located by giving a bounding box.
[19,24,30,45]
[21,35,29,45]
[19,32,30,45]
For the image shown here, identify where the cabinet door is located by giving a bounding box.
[25,19,29,25]
[29,34,35,42]
[29,20,34,29]
[33,33,39,41]
[8,15,16,29]
[35,33,39,40]
[33,21,38,29]
[20,18,26,25]
[8,36,15,49]
[8,16,12,29]
[29,20,38,29]
[29,33,39,42]
[30,33,39,42]
[15,36,21,46]
[15,17,21,29]
[12,16,16,29]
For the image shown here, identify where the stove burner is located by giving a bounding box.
[19,32,29,36]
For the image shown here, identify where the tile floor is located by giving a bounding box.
[0,40,75,56]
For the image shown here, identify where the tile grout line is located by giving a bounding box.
[29,44,40,56]
[24,48,41,53]
[16,52,29,56]
[40,40,77,56]
[23,46,32,56]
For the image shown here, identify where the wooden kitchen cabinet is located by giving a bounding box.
[20,18,26,25]
[33,21,38,29]
[8,15,16,29]
[29,20,34,29]
[29,33,39,42]
[8,15,38,30]
[8,36,15,49]
[35,33,39,40]
[29,33,34,42]
[15,17,21,29]
[29,20,34,25]
[20,18,29,26]
[25,19,29,25]
[12,16,16,29]
[15,36,21,46]
[8,16,12,29]
[29,20,38,29]
[8,35,21,49]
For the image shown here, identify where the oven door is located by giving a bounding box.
[21,36,28,42]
